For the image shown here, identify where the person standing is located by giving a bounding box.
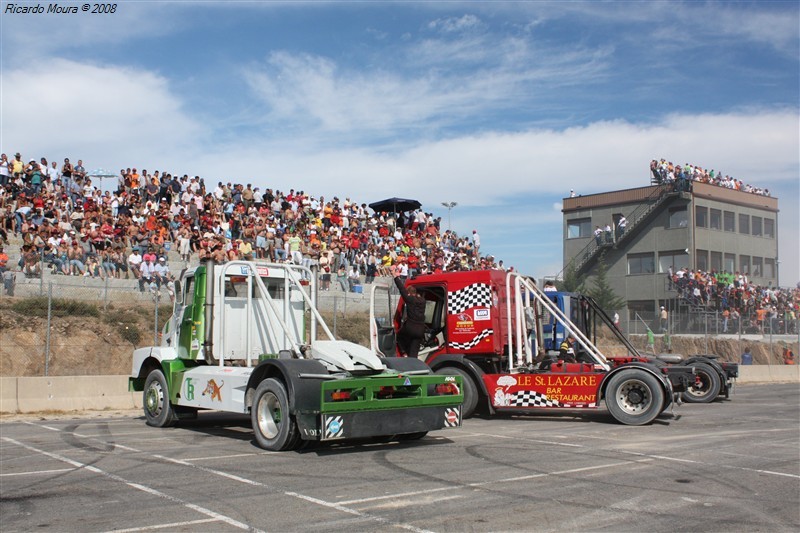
[660,306,669,332]
[617,216,628,237]
[784,348,795,365]
[740,347,753,365]
[472,230,480,258]
[392,266,426,358]
[0,153,9,187]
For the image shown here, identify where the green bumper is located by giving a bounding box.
[297,373,463,441]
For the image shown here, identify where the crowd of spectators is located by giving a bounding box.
[669,267,799,334]
[650,159,771,196]
[0,151,496,294]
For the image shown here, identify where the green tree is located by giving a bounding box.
[558,262,586,293]
[586,253,625,313]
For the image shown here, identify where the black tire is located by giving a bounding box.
[605,369,665,426]
[435,366,478,418]
[681,362,721,403]
[143,369,177,427]
[251,378,300,451]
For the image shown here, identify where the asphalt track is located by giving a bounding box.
[1,384,798,532]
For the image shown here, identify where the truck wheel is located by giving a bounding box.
[251,378,300,451]
[143,369,177,427]
[435,367,478,418]
[606,369,664,426]
[681,363,721,403]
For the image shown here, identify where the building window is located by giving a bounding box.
[667,207,688,229]
[764,218,774,239]
[764,258,775,278]
[658,251,689,273]
[710,251,722,272]
[740,255,750,275]
[627,300,655,322]
[739,214,749,235]
[723,211,735,232]
[752,216,762,237]
[567,218,592,239]
[752,256,763,277]
[627,253,655,275]
[724,253,735,273]
[696,206,708,228]
[710,209,722,230]
[696,249,709,271]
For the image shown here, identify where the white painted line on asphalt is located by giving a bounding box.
[23,421,60,432]
[152,453,435,533]
[361,493,464,510]
[108,517,220,532]
[183,452,276,461]
[1,437,262,532]
[337,458,652,505]
[465,431,584,447]
[21,421,144,452]
[0,468,75,477]
[620,450,800,479]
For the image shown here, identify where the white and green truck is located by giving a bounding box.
[129,260,462,451]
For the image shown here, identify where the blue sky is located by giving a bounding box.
[2,1,798,284]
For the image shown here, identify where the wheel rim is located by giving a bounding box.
[615,379,652,414]
[146,380,164,418]
[256,392,281,439]
[686,371,711,397]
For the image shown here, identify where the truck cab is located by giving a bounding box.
[371,270,694,425]
[131,260,463,451]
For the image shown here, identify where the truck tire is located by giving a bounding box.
[251,378,300,451]
[143,369,177,428]
[605,369,665,426]
[435,367,478,418]
[681,362,721,403]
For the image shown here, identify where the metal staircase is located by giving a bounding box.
[561,183,678,277]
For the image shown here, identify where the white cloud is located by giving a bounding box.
[427,14,482,34]
[2,58,204,170]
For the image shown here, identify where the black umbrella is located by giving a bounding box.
[368,197,422,213]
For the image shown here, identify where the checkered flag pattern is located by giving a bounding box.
[512,391,561,407]
[448,328,493,350]
[447,283,493,314]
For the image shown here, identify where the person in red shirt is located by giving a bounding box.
[0,245,9,274]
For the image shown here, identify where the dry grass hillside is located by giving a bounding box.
[0,299,795,377]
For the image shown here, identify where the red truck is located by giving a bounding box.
[370,269,693,426]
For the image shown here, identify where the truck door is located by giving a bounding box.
[178,275,199,359]
[418,286,447,358]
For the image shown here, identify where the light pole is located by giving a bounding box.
[441,201,457,232]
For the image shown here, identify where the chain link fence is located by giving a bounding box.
[623,308,798,365]
[0,270,390,377]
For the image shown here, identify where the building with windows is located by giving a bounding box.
[561,182,778,323]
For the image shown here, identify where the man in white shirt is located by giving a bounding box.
[128,248,143,284]
[153,257,170,288]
